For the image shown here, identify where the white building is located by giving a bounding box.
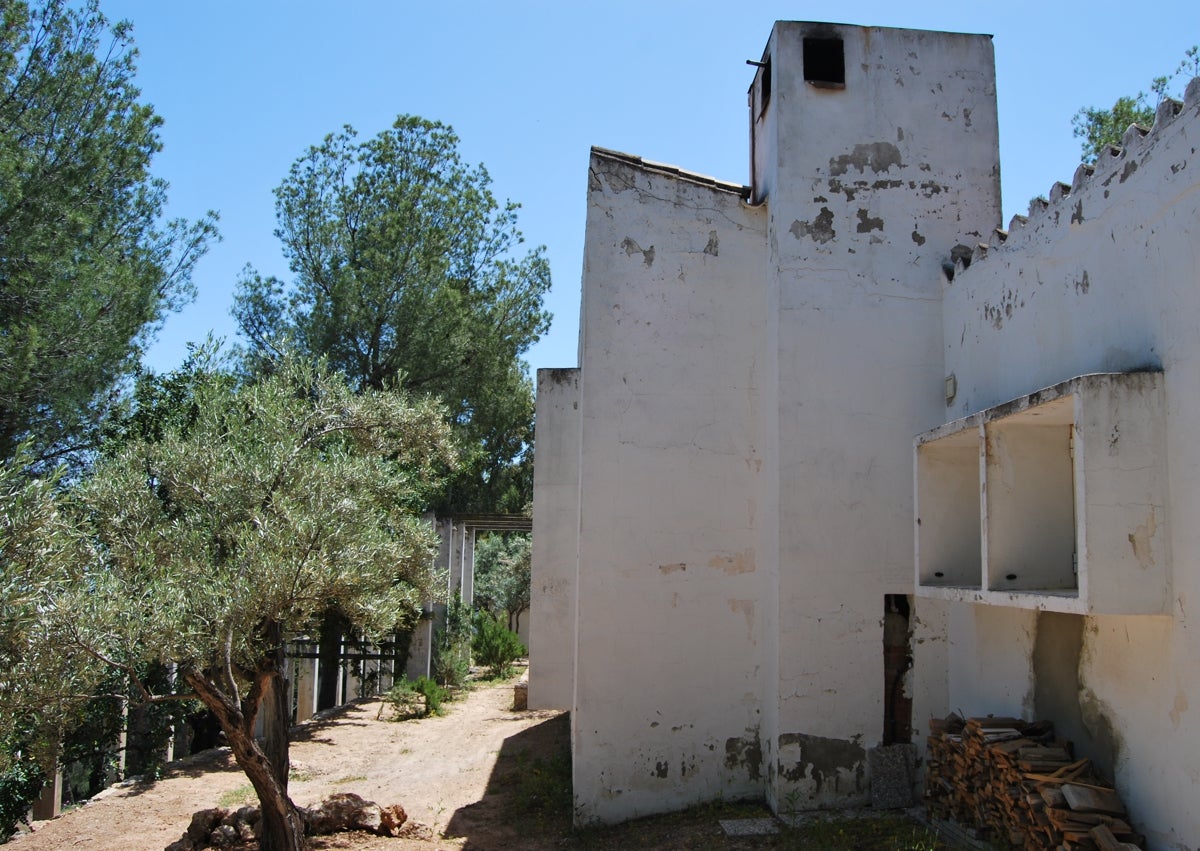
[530,20,1200,849]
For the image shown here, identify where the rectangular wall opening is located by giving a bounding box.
[803,37,845,88]
[916,428,982,588]
[985,397,1077,593]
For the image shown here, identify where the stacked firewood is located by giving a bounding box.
[925,715,1145,850]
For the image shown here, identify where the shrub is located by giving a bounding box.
[0,747,44,839]
[382,678,422,719]
[471,611,526,679]
[384,676,449,718]
[433,593,472,689]
[413,676,450,716]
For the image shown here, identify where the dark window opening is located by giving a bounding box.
[804,37,845,89]
[758,58,772,116]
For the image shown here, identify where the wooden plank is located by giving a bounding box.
[1089,824,1124,851]
[1049,758,1091,778]
[1040,786,1068,807]
[1027,774,1111,789]
[1062,784,1127,816]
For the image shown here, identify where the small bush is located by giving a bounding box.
[472,611,526,679]
[385,676,449,718]
[433,593,472,689]
[433,641,471,689]
[414,676,450,716]
[0,749,44,838]
[383,678,421,719]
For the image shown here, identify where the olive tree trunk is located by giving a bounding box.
[183,668,305,851]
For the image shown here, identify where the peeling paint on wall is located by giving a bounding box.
[856,209,884,233]
[728,599,756,642]
[621,237,655,267]
[1169,690,1189,729]
[789,207,836,243]
[777,733,866,796]
[828,142,903,176]
[724,733,763,782]
[1127,507,1158,569]
[709,548,756,574]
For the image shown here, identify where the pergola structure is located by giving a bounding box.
[404,513,532,681]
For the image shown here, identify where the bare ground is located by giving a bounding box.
[11,676,571,851]
[8,673,946,850]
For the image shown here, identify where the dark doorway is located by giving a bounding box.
[883,594,913,745]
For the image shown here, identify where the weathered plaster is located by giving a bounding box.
[528,368,580,710]
[569,147,769,824]
[934,74,1200,850]
[532,18,1200,846]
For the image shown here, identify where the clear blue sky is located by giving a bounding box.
[102,0,1199,378]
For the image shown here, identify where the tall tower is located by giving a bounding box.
[748,22,999,808]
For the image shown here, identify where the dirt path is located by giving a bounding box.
[10,677,567,850]
[8,679,945,850]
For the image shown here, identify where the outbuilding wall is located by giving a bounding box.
[920,81,1200,850]
[570,150,769,823]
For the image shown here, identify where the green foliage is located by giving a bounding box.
[413,676,450,716]
[0,743,43,840]
[216,784,257,809]
[1073,45,1199,163]
[0,454,100,773]
[233,115,551,513]
[433,591,472,689]
[472,532,531,633]
[56,667,180,803]
[509,750,572,819]
[776,814,946,850]
[382,677,421,719]
[77,351,456,670]
[385,675,450,718]
[471,610,525,679]
[0,0,217,468]
[1,350,457,848]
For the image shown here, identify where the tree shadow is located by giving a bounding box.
[443,711,571,849]
[288,699,376,745]
[103,748,242,798]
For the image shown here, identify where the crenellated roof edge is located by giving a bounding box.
[947,76,1200,275]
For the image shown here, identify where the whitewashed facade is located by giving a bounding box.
[531,19,1200,848]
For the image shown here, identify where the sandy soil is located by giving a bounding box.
[10,676,566,851]
[8,676,944,851]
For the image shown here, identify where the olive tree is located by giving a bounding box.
[4,354,455,850]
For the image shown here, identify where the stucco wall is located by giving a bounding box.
[570,149,769,824]
[936,81,1200,850]
[760,22,1000,807]
[529,367,580,710]
[535,18,1200,841]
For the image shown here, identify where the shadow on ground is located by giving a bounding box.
[442,710,949,850]
[443,711,572,850]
